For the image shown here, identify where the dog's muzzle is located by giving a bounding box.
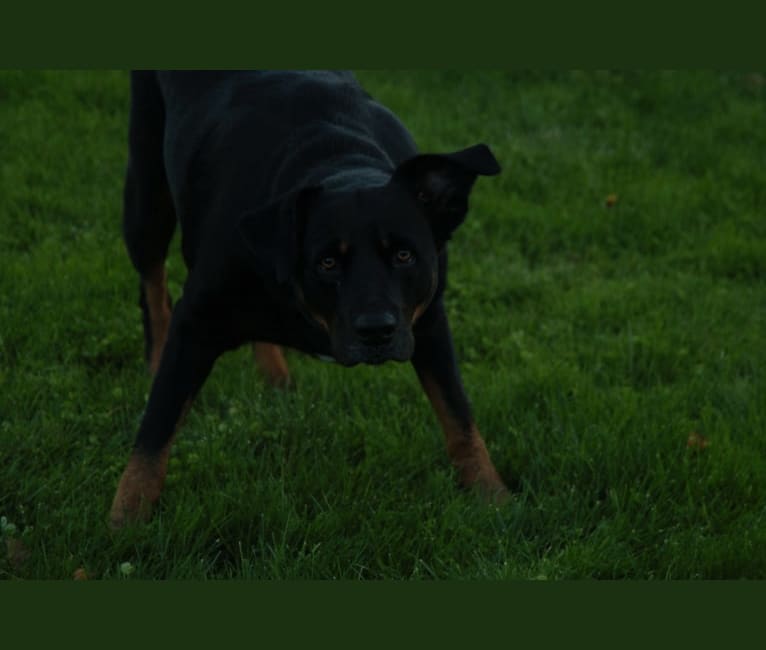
[333,311,413,366]
[353,311,397,346]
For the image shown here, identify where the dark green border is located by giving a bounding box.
[2,4,764,648]
[1,2,764,67]
[2,582,765,644]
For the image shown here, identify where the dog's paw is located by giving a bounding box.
[253,343,293,390]
[109,493,155,531]
[267,373,295,391]
[473,474,511,506]
[451,434,510,505]
[109,452,165,530]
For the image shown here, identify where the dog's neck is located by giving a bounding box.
[318,158,391,192]
[272,121,395,195]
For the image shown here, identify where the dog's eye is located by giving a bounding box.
[318,257,337,272]
[394,249,415,266]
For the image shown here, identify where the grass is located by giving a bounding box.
[1,70,765,579]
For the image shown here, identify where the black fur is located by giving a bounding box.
[118,70,503,508]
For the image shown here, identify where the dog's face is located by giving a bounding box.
[297,184,438,365]
[238,144,500,366]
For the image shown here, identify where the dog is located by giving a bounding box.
[110,71,508,528]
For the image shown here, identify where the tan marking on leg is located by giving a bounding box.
[412,270,438,324]
[421,376,509,503]
[109,400,191,529]
[253,343,292,389]
[412,303,427,324]
[144,266,172,375]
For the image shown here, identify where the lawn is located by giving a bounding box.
[0,70,764,579]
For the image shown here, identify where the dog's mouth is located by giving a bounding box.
[332,335,414,367]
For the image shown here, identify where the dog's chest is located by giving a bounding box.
[229,299,334,358]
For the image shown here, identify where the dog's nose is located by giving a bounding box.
[353,312,397,345]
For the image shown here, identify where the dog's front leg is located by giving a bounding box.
[412,302,509,503]
[110,302,221,529]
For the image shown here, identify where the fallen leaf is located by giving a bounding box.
[6,538,30,570]
[687,432,710,450]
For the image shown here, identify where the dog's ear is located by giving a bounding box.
[394,143,501,247]
[237,187,322,285]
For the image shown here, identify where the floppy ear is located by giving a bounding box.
[393,143,501,247]
[237,187,322,285]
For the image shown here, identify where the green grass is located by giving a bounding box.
[1,70,765,579]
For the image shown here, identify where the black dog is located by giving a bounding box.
[110,71,508,528]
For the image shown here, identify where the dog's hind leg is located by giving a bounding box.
[253,343,292,389]
[412,301,509,503]
[122,71,177,375]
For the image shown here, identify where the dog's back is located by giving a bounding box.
[131,71,416,262]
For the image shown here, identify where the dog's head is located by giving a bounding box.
[239,144,500,366]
